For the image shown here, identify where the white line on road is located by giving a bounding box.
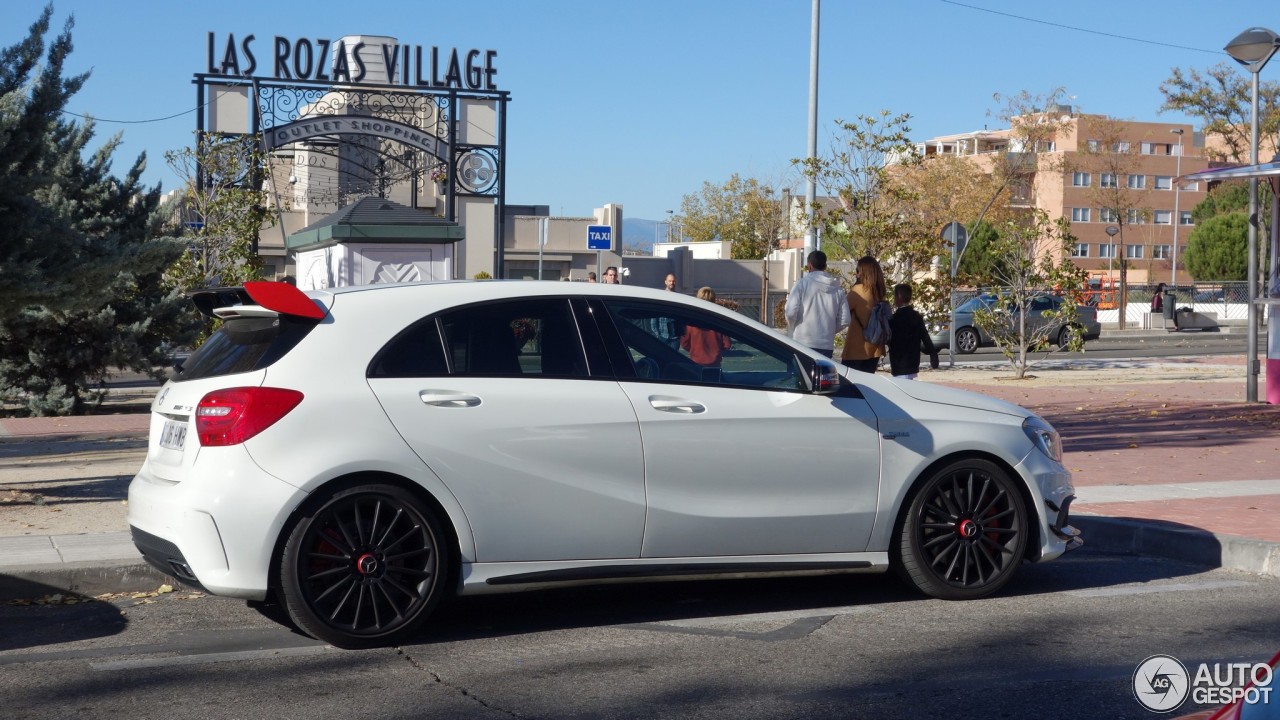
[90,645,332,671]
[1066,579,1251,598]
[654,605,878,628]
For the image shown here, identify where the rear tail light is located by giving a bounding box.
[196,387,304,447]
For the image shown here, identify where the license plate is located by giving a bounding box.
[159,419,188,451]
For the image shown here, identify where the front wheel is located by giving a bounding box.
[954,327,980,354]
[1056,325,1081,348]
[280,483,449,648]
[894,459,1028,600]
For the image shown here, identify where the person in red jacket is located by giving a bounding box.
[681,287,732,366]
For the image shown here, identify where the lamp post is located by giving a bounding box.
[1224,26,1280,403]
[1105,225,1119,279]
[1170,128,1183,287]
[666,210,674,243]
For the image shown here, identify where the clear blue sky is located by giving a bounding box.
[11,0,1272,222]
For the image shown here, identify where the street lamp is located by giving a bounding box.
[1224,26,1280,403]
[665,210,673,243]
[1170,128,1183,287]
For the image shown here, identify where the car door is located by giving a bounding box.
[597,298,882,558]
[367,297,646,563]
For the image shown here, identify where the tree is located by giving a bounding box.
[1183,212,1249,281]
[164,133,271,291]
[1159,62,1280,164]
[673,173,791,260]
[793,110,926,263]
[0,5,195,415]
[970,212,1087,379]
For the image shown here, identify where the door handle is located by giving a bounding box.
[419,390,482,408]
[649,398,706,414]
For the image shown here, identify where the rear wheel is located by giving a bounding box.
[954,327,980,354]
[280,483,448,648]
[895,459,1028,600]
[1056,325,1080,348]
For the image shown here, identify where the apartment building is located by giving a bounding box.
[914,110,1211,285]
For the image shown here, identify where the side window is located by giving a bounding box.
[442,299,588,378]
[604,300,804,391]
[368,318,449,378]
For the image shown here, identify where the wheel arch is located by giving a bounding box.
[266,471,466,598]
[888,450,1041,567]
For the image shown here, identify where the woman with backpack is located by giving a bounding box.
[841,255,888,373]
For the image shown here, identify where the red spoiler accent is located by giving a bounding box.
[242,281,326,320]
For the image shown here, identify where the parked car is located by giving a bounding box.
[128,281,1082,648]
[930,293,1102,354]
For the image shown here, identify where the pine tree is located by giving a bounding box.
[0,5,198,415]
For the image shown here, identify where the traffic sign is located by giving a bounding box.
[586,225,613,251]
[941,221,968,276]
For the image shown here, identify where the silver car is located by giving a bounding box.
[931,294,1102,354]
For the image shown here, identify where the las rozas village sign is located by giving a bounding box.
[205,32,499,90]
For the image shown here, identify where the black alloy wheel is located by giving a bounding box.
[895,459,1028,600]
[280,483,448,648]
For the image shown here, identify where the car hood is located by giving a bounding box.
[883,375,1032,419]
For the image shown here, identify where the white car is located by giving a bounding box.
[128,280,1081,648]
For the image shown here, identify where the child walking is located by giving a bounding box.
[887,283,939,380]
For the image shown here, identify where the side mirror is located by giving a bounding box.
[809,357,840,395]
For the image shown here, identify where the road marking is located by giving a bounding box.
[90,645,332,671]
[653,605,878,628]
[1077,479,1280,504]
[1066,579,1251,598]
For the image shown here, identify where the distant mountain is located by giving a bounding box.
[620,217,664,255]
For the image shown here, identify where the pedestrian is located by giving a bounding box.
[887,283,938,380]
[662,272,677,291]
[587,271,597,283]
[1151,282,1166,312]
[784,250,850,358]
[603,266,621,284]
[652,273,682,347]
[681,287,732,367]
[841,255,888,373]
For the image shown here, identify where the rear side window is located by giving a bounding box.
[176,316,317,382]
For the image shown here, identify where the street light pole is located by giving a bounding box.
[1170,128,1183,287]
[1225,26,1280,403]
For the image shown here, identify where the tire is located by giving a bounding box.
[280,483,449,648]
[894,459,1028,600]
[1056,325,1079,348]
[954,327,980,354]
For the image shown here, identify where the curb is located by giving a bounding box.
[1,560,180,602]
[1074,516,1280,578]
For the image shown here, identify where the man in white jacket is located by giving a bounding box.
[784,250,850,358]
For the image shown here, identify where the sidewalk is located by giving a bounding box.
[2,355,1278,602]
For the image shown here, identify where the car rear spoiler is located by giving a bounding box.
[190,282,326,320]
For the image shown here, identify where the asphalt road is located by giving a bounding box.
[949,328,1249,363]
[1,548,1276,719]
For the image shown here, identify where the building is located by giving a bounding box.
[914,110,1211,285]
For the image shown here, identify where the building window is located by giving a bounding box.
[1099,244,1116,258]
[1071,243,1090,258]
[1152,245,1171,260]
[1100,173,1118,188]
[1070,207,1092,222]
[1099,208,1119,223]
[1154,210,1172,224]
[1127,209,1146,225]
[1180,211,1194,225]
[1127,174,1146,189]
[1125,244,1144,259]
[1141,142,1155,155]
[1087,139,1101,151]
[1072,171,1091,187]
[1036,141,1056,152]
[1184,180,1199,191]
[1112,141,1131,153]
[1155,176,1173,190]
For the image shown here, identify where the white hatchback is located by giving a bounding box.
[128,280,1081,648]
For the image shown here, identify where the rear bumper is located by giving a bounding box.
[127,447,308,600]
